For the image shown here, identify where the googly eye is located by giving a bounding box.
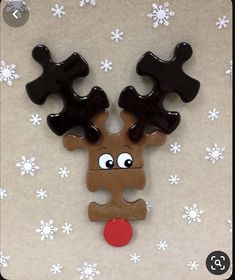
[98,154,114,169]
[117,153,133,168]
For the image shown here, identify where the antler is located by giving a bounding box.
[118,42,200,142]
[26,45,109,142]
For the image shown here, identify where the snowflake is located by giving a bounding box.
[16,156,39,176]
[51,4,65,18]
[147,2,175,28]
[51,264,63,274]
[146,201,152,212]
[36,189,47,200]
[0,60,19,86]
[228,219,232,233]
[182,203,203,224]
[0,251,10,268]
[79,0,96,7]
[111,29,124,43]
[100,59,112,72]
[36,220,58,241]
[77,262,100,280]
[208,109,219,121]
[156,240,168,250]
[216,16,229,29]
[225,60,233,76]
[0,188,7,199]
[187,260,199,270]
[30,114,42,125]
[58,167,70,178]
[168,175,180,185]
[204,143,225,164]
[5,0,29,17]
[170,142,181,154]
[130,253,140,263]
[61,223,73,234]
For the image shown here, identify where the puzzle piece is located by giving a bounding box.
[26,45,109,142]
[118,42,200,142]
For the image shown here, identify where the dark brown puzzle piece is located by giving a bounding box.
[26,45,109,142]
[118,42,200,142]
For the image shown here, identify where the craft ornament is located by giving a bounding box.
[26,42,200,247]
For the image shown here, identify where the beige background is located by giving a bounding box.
[0,0,232,279]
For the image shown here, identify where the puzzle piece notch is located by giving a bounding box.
[119,42,200,142]
[26,45,109,142]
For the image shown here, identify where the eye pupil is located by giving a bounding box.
[125,159,132,168]
[106,160,114,169]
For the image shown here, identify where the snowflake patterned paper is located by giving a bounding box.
[187,260,199,271]
[0,188,7,199]
[111,29,123,43]
[51,264,63,274]
[130,253,140,263]
[79,0,96,7]
[77,262,100,280]
[156,240,168,250]
[147,2,175,28]
[16,156,39,176]
[51,4,65,18]
[0,1,232,279]
[204,143,225,164]
[182,204,203,224]
[216,16,229,29]
[0,251,10,268]
[100,59,112,72]
[0,60,19,86]
[36,220,58,241]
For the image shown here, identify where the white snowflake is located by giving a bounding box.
[79,0,96,7]
[208,109,219,121]
[187,260,199,270]
[182,203,203,224]
[100,59,112,72]
[204,143,225,164]
[77,262,100,280]
[30,113,42,125]
[216,16,229,29]
[228,219,232,233]
[225,60,233,76]
[168,175,180,185]
[111,29,124,43]
[16,156,39,176]
[146,201,152,212]
[147,2,175,28]
[58,167,70,178]
[156,240,168,250]
[51,264,63,274]
[170,142,181,154]
[130,253,140,263]
[0,251,10,268]
[36,220,58,241]
[0,188,7,199]
[0,60,19,86]
[36,189,47,200]
[51,4,65,18]
[61,223,73,234]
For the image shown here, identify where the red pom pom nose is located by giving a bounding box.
[103,219,133,247]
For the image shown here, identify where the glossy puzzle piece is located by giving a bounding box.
[118,42,200,141]
[26,45,109,142]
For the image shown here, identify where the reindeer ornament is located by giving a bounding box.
[26,42,200,247]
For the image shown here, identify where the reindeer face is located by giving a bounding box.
[63,110,166,222]
[26,42,200,246]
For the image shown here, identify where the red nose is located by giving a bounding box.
[103,218,133,247]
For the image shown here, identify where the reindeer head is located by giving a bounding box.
[26,42,200,246]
